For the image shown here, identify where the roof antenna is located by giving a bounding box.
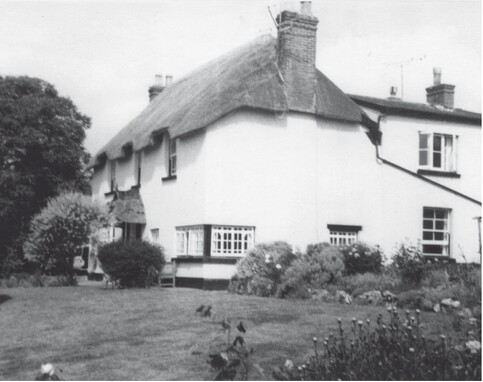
[268,6,278,27]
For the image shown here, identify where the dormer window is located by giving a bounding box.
[110,160,117,191]
[169,138,177,176]
[419,132,457,172]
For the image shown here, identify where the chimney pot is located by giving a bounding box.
[433,67,442,85]
[390,86,397,96]
[300,1,312,15]
[165,75,173,87]
[148,74,165,102]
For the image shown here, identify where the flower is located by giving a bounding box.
[466,340,481,354]
[276,264,282,270]
[354,253,360,258]
[409,347,415,352]
[265,259,270,264]
[284,359,294,370]
[313,337,318,342]
[40,364,55,376]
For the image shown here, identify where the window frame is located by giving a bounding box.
[211,226,255,257]
[110,160,117,192]
[422,207,451,257]
[169,138,177,176]
[151,228,159,243]
[419,132,458,172]
[327,224,361,246]
[134,151,142,186]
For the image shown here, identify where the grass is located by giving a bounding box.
[0,283,454,380]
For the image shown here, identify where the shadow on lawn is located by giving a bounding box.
[0,294,12,305]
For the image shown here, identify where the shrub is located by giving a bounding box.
[277,244,344,299]
[340,242,384,275]
[229,242,296,297]
[97,240,166,288]
[392,241,428,285]
[273,310,481,380]
[336,272,400,297]
[24,192,111,282]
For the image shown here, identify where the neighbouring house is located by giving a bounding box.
[89,1,481,289]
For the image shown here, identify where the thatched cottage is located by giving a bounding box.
[89,2,481,288]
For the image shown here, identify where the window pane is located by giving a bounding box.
[419,150,428,166]
[423,209,433,218]
[423,220,433,229]
[434,232,444,241]
[419,133,429,149]
[435,210,446,219]
[423,231,433,240]
[433,152,441,168]
[423,244,443,255]
[433,135,442,151]
[435,220,445,230]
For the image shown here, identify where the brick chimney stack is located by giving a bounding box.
[276,1,319,112]
[148,74,165,102]
[426,67,455,109]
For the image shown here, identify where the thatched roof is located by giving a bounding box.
[351,95,481,125]
[109,188,146,224]
[89,34,365,168]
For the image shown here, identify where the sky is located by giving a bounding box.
[0,0,481,155]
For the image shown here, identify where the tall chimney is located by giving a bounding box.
[426,67,455,109]
[276,1,319,112]
[148,74,165,102]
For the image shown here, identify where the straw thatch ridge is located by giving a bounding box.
[89,34,365,168]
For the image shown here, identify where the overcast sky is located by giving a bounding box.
[1,0,480,155]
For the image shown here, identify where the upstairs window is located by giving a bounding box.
[151,228,159,243]
[327,224,361,246]
[419,132,457,172]
[110,160,117,191]
[422,207,451,257]
[169,138,177,176]
[134,151,142,186]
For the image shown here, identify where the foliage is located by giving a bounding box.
[0,76,92,267]
[97,240,166,288]
[336,272,401,298]
[0,272,46,288]
[340,242,384,275]
[277,243,345,299]
[228,242,296,297]
[273,309,481,381]
[24,192,110,282]
[392,241,428,285]
[195,304,259,380]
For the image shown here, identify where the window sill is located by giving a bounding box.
[417,169,461,178]
[104,191,116,197]
[162,175,177,182]
[131,184,141,190]
[422,255,456,264]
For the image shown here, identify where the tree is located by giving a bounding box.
[0,76,91,267]
[24,192,111,281]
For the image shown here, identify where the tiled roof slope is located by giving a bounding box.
[89,35,365,167]
[350,94,481,125]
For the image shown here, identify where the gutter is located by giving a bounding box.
[373,115,481,206]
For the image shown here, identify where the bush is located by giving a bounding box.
[228,241,296,297]
[336,272,400,297]
[98,240,166,288]
[24,192,111,281]
[277,244,344,299]
[340,242,384,275]
[392,241,428,285]
[273,310,481,380]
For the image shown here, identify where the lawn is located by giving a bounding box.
[0,283,454,380]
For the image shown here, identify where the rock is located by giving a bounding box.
[441,298,461,309]
[434,303,441,312]
[461,308,473,318]
[336,290,352,304]
[357,290,383,305]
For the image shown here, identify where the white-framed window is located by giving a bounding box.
[176,226,204,256]
[169,138,177,176]
[151,228,159,243]
[110,160,117,191]
[135,151,142,185]
[327,224,360,246]
[419,132,457,172]
[211,226,255,256]
[422,207,451,256]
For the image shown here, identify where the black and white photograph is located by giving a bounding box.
[0,0,481,380]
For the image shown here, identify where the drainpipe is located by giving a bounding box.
[474,216,482,263]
